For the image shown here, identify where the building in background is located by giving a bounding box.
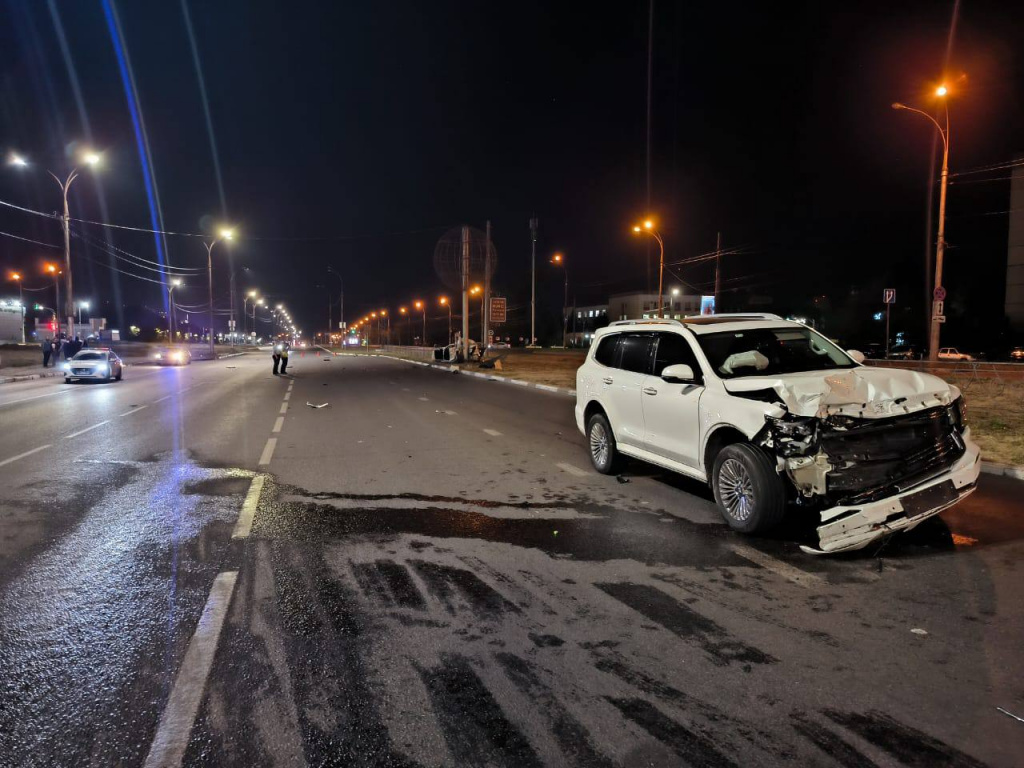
[0,300,25,343]
[608,290,702,321]
[1006,154,1024,331]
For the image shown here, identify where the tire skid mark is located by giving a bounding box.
[411,560,520,618]
[495,652,616,768]
[822,709,987,768]
[790,712,882,768]
[596,582,776,667]
[417,653,543,768]
[607,697,740,768]
[351,559,427,610]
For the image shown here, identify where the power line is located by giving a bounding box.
[0,229,62,249]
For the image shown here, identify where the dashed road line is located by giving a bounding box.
[418,396,429,402]
[65,420,112,439]
[153,394,173,404]
[272,416,285,433]
[483,429,503,437]
[232,474,265,539]
[283,392,291,401]
[118,405,149,418]
[0,444,52,469]
[279,402,288,414]
[556,462,588,477]
[143,571,239,768]
[0,389,75,408]
[259,437,278,466]
[729,543,823,588]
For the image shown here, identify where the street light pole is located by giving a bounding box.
[203,228,234,358]
[529,216,538,346]
[167,280,181,341]
[893,88,951,362]
[632,221,665,318]
[10,273,25,342]
[551,254,569,347]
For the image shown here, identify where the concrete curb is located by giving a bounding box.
[0,371,64,384]
[980,461,1024,481]
[368,353,578,398]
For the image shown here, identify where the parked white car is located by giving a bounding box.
[938,347,975,362]
[575,315,980,554]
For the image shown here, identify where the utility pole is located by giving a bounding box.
[529,216,538,346]
[645,0,654,295]
[483,220,492,348]
[714,231,722,311]
[461,225,470,361]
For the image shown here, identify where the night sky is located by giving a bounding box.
[2,1,1022,345]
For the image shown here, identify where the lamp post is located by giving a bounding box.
[45,264,61,334]
[893,85,951,362]
[414,301,426,346]
[204,228,234,357]
[439,297,452,344]
[380,309,389,345]
[9,272,25,342]
[399,306,408,345]
[9,150,101,339]
[76,300,90,326]
[470,286,485,344]
[243,291,258,338]
[550,254,569,347]
[166,279,182,341]
[632,220,665,318]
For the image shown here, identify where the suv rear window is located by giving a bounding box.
[594,335,619,367]
[618,334,654,374]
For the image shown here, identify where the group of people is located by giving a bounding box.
[272,341,290,375]
[41,335,87,367]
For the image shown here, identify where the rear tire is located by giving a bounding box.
[115,369,122,381]
[586,412,624,475]
[711,443,786,533]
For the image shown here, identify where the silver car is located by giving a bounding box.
[64,349,123,383]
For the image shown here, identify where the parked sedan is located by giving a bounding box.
[63,349,123,383]
[938,347,975,362]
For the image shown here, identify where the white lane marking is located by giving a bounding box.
[259,437,278,466]
[143,571,239,768]
[65,420,112,439]
[509,379,530,386]
[153,394,173,404]
[272,416,284,433]
[232,475,265,539]
[729,543,823,588]
[0,388,75,408]
[283,392,291,401]
[556,462,588,477]
[418,396,429,402]
[279,402,288,415]
[0,444,53,469]
[118,405,149,418]
[483,429,503,437]
[441,410,458,416]
[535,384,559,392]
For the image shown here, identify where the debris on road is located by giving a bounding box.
[997,707,1024,724]
[306,402,329,409]
[910,628,928,636]
[616,475,630,484]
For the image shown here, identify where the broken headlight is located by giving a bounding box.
[951,396,967,433]
[766,414,818,457]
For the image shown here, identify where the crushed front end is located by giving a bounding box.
[763,397,980,554]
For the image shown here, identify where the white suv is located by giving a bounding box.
[575,315,981,554]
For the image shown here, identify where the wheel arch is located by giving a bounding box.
[702,425,749,480]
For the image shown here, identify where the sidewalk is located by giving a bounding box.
[0,364,65,384]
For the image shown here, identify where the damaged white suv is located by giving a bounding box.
[575,315,980,554]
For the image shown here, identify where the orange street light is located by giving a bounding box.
[632,221,666,318]
[439,297,452,343]
[551,253,570,346]
[413,301,426,345]
[936,84,948,97]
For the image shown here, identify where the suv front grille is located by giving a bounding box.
[821,405,965,504]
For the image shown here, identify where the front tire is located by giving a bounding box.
[586,412,623,475]
[712,443,786,533]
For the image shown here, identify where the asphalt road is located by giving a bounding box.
[0,350,1021,767]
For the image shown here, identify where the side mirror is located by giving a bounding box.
[847,349,866,364]
[661,363,696,382]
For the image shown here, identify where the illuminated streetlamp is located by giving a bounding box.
[8,272,24,342]
[632,220,666,318]
[204,227,235,355]
[9,149,102,338]
[549,255,571,347]
[413,301,426,346]
[439,297,453,344]
[45,264,62,332]
[892,84,952,361]
[166,279,182,340]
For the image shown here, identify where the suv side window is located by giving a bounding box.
[594,334,619,367]
[652,332,702,381]
[618,333,654,374]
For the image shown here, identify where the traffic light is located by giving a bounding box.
[33,303,43,311]
[49,321,57,332]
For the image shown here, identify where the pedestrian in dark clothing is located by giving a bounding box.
[42,338,53,367]
[280,343,290,375]
[272,343,281,375]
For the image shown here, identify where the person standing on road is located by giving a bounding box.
[272,342,282,375]
[279,342,290,375]
[41,338,53,368]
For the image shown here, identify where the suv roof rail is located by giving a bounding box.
[694,312,784,320]
[607,318,684,327]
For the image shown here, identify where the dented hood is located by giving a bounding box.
[724,366,958,418]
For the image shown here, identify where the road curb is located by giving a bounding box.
[0,371,64,384]
[980,461,1024,481]
[370,353,577,397]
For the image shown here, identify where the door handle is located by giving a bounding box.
[643,387,658,396]
[602,377,614,385]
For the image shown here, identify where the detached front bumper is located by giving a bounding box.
[801,434,981,555]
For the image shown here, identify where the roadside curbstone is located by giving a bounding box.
[372,353,577,397]
[980,461,1024,481]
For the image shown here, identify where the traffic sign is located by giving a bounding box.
[883,288,895,304]
[933,286,946,301]
[489,297,507,324]
[933,300,944,317]
[934,315,946,324]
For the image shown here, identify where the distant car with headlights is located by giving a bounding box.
[1010,347,1024,362]
[938,347,974,362]
[151,346,192,366]
[64,349,123,383]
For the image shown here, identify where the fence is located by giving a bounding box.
[866,359,1024,389]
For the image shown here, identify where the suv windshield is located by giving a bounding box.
[694,326,857,379]
[73,351,105,361]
